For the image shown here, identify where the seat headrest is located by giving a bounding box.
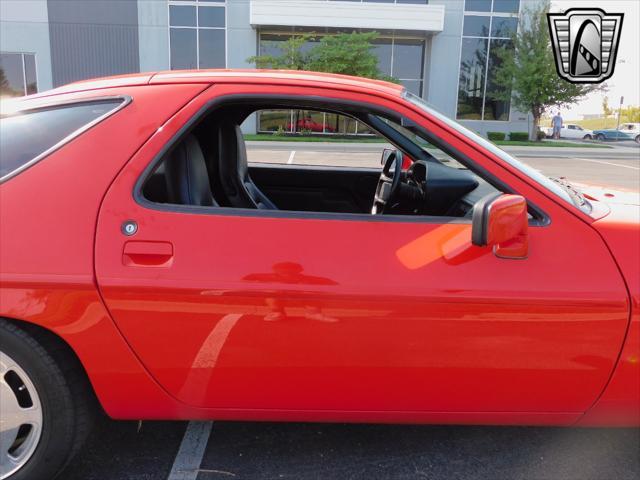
[165,134,217,207]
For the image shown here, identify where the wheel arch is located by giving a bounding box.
[0,315,104,415]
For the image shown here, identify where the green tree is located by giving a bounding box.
[620,105,640,123]
[248,32,391,80]
[248,34,315,70]
[307,32,383,78]
[490,4,602,141]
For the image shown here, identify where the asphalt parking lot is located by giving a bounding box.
[64,144,639,480]
[65,419,640,480]
[245,140,640,191]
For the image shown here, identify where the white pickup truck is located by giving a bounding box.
[543,123,594,140]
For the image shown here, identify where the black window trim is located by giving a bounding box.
[0,95,131,184]
[134,93,549,226]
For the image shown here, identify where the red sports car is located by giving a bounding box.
[0,70,638,480]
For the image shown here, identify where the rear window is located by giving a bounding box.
[0,98,125,181]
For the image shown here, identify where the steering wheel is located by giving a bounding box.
[372,150,402,214]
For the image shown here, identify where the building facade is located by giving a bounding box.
[0,0,538,136]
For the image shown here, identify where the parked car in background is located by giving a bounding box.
[592,127,636,142]
[287,117,335,133]
[616,123,640,143]
[542,124,593,140]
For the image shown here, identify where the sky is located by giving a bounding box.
[549,0,640,119]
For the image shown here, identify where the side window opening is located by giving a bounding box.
[141,102,501,219]
[0,98,125,181]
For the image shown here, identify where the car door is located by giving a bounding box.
[565,125,575,138]
[572,125,584,139]
[94,82,629,421]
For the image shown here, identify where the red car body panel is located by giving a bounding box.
[577,204,640,425]
[0,83,209,418]
[1,71,638,426]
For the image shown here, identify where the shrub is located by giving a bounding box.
[536,129,546,141]
[509,131,529,141]
[487,131,506,141]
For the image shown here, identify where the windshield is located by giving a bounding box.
[402,91,585,211]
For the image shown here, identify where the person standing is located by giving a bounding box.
[552,111,563,139]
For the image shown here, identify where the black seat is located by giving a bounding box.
[164,134,217,206]
[218,124,278,210]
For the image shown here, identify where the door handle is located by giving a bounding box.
[123,241,174,267]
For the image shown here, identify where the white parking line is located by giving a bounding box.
[573,157,640,170]
[168,421,213,480]
[287,150,296,164]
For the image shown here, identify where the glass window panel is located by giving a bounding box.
[465,0,491,11]
[1,100,122,179]
[401,79,422,96]
[24,54,37,95]
[324,113,340,135]
[367,0,395,3]
[463,15,491,37]
[491,17,517,38]
[300,37,320,54]
[169,5,196,27]
[337,115,358,135]
[396,0,429,4]
[355,121,379,136]
[170,28,197,69]
[392,39,424,79]
[483,39,512,121]
[457,37,488,120]
[372,39,392,76]
[198,6,225,28]
[289,110,325,133]
[0,53,25,97]
[258,110,291,133]
[198,29,226,68]
[493,0,520,13]
[259,34,285,57]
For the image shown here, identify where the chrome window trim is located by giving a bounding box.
[0,95,131,184]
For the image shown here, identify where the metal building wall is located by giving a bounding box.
[0,0,54,91]
[47,0,140,87]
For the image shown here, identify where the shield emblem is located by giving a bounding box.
[547,8,624,84]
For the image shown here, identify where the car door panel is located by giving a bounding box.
[94,84,629,417]
[95,209,628,413]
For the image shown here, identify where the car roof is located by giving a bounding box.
[23,69,405,100]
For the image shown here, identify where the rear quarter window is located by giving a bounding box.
[0,98,126,181]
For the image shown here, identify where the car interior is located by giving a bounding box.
[141,101,501,218]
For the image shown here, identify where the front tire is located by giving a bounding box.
[596,133,605,141]
[0,320,94,480]
[583,134,592,140]
[635,135,639,144]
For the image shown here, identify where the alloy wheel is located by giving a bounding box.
[0,351,43,480]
